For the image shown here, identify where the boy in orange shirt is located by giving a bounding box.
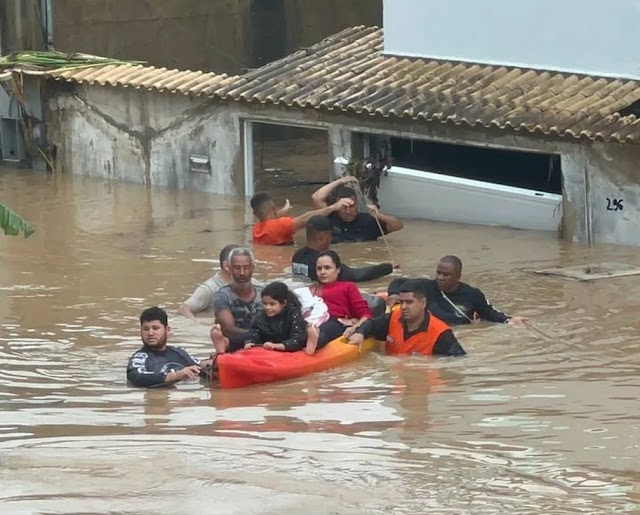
[251,192,353,245]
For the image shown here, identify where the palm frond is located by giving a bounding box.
[0,203,35,238]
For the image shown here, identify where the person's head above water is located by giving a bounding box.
[316,249,342,284]
[219,244,241,279]
[386,277,408,307]
[305,215,332,250]
[397,279,428,324]
[139,306,170,350]
[436,255,463,293]
[250,193,276,221]
[261,281,301,317]
[332,186,358,223]
[227,247,255,289]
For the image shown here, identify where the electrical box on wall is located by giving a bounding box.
[189,154,211,174]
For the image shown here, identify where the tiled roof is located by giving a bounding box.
[15,26,640,143]
[49,64,239,96]
[216,26,640,143]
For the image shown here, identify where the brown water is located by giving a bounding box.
[1,168,639,514]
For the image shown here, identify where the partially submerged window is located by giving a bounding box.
[388,137,562,194]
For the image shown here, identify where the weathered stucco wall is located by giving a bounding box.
[46,85,241,194]
[584,143,640,245]
[560,143,640,246]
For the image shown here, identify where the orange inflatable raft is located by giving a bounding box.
[216,337,379,389]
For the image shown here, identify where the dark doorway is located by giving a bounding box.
[253,122,329,199]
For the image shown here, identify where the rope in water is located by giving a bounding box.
[350,181,398,266]
[348,176,558,342]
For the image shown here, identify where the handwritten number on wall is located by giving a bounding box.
[606,198,624,212]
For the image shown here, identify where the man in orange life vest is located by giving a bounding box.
[348,279,466,357]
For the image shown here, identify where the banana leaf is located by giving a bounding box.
[0,203,35,238]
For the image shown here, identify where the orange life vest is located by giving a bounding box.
[386,309,450,356]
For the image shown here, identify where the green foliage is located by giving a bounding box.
[345,151,393,208]
[0,51,145,72]
[0,203,35,238]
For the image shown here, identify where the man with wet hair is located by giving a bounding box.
[250,192,353,246]
[210,247,263,353]
[425,255,528,326]
[348,280,466,357]
[178,244,260,322]
[127,306,212,388]
[292,215,394,282]
[311,176,403,243]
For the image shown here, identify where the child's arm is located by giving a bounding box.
[276,199,292,217]
[245,320,265,347]
[263,342,286,351]
[279,310,308,352]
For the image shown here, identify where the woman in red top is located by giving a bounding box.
[306,250,372,354]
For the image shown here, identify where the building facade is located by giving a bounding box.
[6,1,640,246]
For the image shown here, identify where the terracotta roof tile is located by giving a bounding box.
[48,64,239,97]
[220,26,640,143]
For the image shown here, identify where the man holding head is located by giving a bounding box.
[348,279,466,357]
[311,176,403,243]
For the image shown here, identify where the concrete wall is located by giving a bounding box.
[46,85,241,194]
[584,143,640,245]
[384,0,640,80]
[42,83,640,246]
[52,0,382,74]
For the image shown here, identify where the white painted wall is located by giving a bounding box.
[384,0,640,80]
[48,87,241,194]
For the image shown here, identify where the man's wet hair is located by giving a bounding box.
[250,193,272,215]
[140,306,168,327]
[440,255,463,272]
[398,279,429,299]
[333,185,357,201]
[219,244,241,266]
[387,277,408,296]
[228,246,255,265]
[306,215,332,238]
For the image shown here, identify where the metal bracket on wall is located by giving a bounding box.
[0,117,25,162]
[189,154,211,174]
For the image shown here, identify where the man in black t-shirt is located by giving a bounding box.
[388,256,529,326]
[310,176,404,243]
[292,216,394,282]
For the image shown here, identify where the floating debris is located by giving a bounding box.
[534,262,640,281]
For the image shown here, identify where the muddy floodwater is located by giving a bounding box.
[0,167,638,514]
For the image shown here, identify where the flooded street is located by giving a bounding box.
[0,167,638,514]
